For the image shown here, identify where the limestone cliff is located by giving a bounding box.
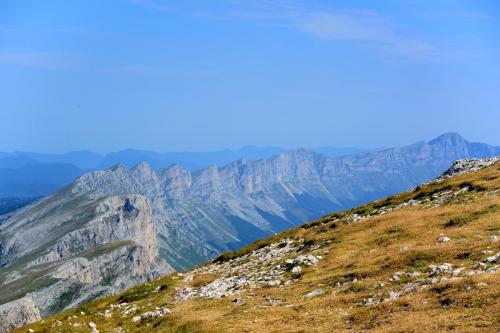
[67,134,500,270]
[0,298,41,333]
[0,193,173,326]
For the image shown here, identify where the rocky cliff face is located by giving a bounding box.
[67,133,500,270]
[0,193,173,325]
[0,298,41,333]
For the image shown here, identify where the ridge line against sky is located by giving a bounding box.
[0,0,499,152]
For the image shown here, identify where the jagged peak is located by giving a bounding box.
[205,164,219,173]
[274,148,315,159]
[232,158,248,166]
[110,163,128,172]
[157,164,191,179]
[132,161,152,174]
[164,164,188,172]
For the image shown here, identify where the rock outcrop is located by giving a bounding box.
[0,298,41,333]
[437,156,500,180]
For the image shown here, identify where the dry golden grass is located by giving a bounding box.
[190,273,218,288]
[14,164,500,333]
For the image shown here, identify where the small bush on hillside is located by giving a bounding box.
[445,216,471,228]
[373,197,395,209]
[328,276,352,287]
[298,239,316,251]
[454,252,471,259]
[414,185,453,200]
[118,279,173,303]
[352,205,374,216]
[119,283,157,303]
[458,181,487,192]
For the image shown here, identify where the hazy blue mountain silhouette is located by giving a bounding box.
[0,134,497,200]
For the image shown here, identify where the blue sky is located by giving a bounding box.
[0,0,499,153]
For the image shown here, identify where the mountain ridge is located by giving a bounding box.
[0,145,367,198]
[61,133,500,271]
[1,133,499,330]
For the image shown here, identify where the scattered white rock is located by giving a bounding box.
[428,263,453,276]
[390,272,404,282]
[122,304,138,316]
[268,280,281,287]
[437,236,451,243]
[175,238,325,301]
[89,322,99,333]
[305,289,324,298]
[486,253,500,263]
[291,266,302,274]
[388,291,402,300]
[364,297,380,306]
[130,306,170,323]
[284,255,322,269]
[452,268,465,277]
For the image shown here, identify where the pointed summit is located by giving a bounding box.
[132,161,152,173]
[428,132,467,146]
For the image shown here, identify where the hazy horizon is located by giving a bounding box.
[1,145,359,155]
[1,1,499,152]
[0,132,498,155]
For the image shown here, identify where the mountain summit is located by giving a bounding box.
[429,132,467,144]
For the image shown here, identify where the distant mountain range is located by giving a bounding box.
[2,132,499,263]
[67,132,500,269]
[0,146,364,198]
[0,132,499,320]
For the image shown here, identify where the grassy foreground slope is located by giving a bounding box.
[16,163,500,332]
